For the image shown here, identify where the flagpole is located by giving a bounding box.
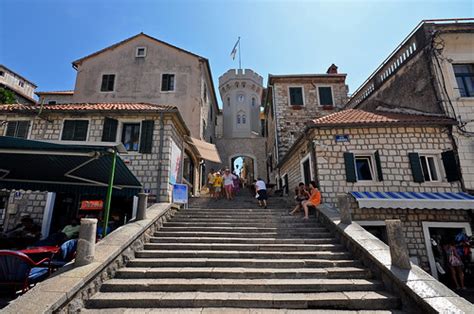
[238,36,241,70]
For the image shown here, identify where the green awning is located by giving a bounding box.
[0,136,142,196]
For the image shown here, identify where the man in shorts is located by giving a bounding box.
[207,168,215,198]
[255,178,268,209]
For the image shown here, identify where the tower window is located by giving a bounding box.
[252,98,255,106]
[237,115,241,124]
[242,115,246,124]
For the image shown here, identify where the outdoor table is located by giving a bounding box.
[20,246,60,263]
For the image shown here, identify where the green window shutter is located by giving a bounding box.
[5,121,17,137]
[374,150,384,181]
[101,118,118,142]
[344,152,357,182]
[139,120,154,153]
[441,150,460,182]
[318,87,334,106]
[408,152,425,183]
[74,121,89,141]
[61,120,75,140]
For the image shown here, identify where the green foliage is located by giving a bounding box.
[0,88,16,104]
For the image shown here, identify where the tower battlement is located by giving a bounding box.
[219,69,263,87]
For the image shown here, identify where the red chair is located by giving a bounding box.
[0,250,51,294]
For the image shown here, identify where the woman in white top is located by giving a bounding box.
[255,178,268,209]
[222,169,236,200]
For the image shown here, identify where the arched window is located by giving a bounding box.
[252,98,255,107]
[242,115,246,124]
[236,115,241,124]
[227,97,230,106]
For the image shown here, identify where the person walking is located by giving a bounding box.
[445,240,466,290]
[207,168,215,198]
[223,169,236,200]
[255,178,268,209]
[213,172,223,200]
[301,181,321,220]
[232,171,241,196]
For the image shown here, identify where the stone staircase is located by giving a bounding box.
[83,195,402,312]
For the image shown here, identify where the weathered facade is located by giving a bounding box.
[346,20,474,193]
[36,90,74,104]
[264,65,349,184]
[0,64,37,104]
[0,103,200,235]
[277,109,472,276]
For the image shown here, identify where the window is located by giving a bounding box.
[237,115,241,124]
[289,87,304,106]
[18,81,25,87]
[0,71,4,76]
[355,155,375,181]
[419,155,440,182]
[242,115,246,124]
[48,101,57,105]
[453,64,474,97]
[238,94,245,103]
[227,97,230,106]
[5,121,29,138]
[100,74,115,92]
[318,87,334,106]
[252,97,255,107]
[121,123,140,151]
[61,120,88,141]
[161,74,175,91]
[135,47,146,57]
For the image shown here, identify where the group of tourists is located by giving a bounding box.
[207,168,241,200]
[289,181,321,220]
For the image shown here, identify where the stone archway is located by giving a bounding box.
[229,154,257,187]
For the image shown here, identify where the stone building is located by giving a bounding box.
[0,64,37,104]
[215,69,266,183]
[277,108,473,280]
[346,19,474,194]
[0,102,211,237]
[35,33,219,143]
[264,64,349,184]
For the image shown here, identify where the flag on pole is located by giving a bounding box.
[230,37,240,60]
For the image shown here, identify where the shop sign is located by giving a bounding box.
[80,200,104,210]
[335,134,350,143]
[172,184,188,204]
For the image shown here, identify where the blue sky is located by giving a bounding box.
[0,0,472,105]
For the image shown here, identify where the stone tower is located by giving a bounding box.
[219,69,263,138]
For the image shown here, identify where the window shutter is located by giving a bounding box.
[441,150,460,182]
[344,152,357,182]
[5,121,17,137]
[101,118,118,142]
[101,75,108,91]
[374,150,384,181]
[75,121,89,141]
[319,87,334,106]
[61,120,75,140]
[139,120,154,153]
[161,75,168,91]
[408,152,425,183]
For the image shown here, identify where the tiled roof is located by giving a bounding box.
[35,90,74,95]
[311,109,455,126]
[0,103,177,112]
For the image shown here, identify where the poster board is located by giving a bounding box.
[169,139,182,185]
[172,184,188,204]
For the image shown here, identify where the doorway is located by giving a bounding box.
[231,155,255,186]
[300,153,312,185]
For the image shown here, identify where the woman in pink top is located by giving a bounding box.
[222,169,236,200]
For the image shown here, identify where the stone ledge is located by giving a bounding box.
[316,203,474,314]
[3,202,175,314]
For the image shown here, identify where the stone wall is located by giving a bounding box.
[3,191,48,231]
[279,125,462,205]
[271,76,348,158]
[352,207,470,272]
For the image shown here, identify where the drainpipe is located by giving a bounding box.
[156,112,165,202]
[102,149,117,238]
[308,128,321,189]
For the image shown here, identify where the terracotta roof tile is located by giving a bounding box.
[0,102,176,112]
[311,109,455,127]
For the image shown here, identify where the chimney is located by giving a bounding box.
[327,64,338,74]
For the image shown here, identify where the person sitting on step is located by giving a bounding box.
[301,181,321,221]
[290,182,310,216]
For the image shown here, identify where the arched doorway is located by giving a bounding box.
[230,155,256,187]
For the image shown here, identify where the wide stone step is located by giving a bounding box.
[154,231,333,239]
[163,222,324,228]
[159,226,329,233]
[170,217,316,223]
[115,267,371,279]
[143,243,345,252]
[135,250,352,260]
[100,278,383,293]
[80,308,402,314]
[150,237,338,245]
[127,258,361,268]
[87,291,400,310]
[173,213,294,218]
